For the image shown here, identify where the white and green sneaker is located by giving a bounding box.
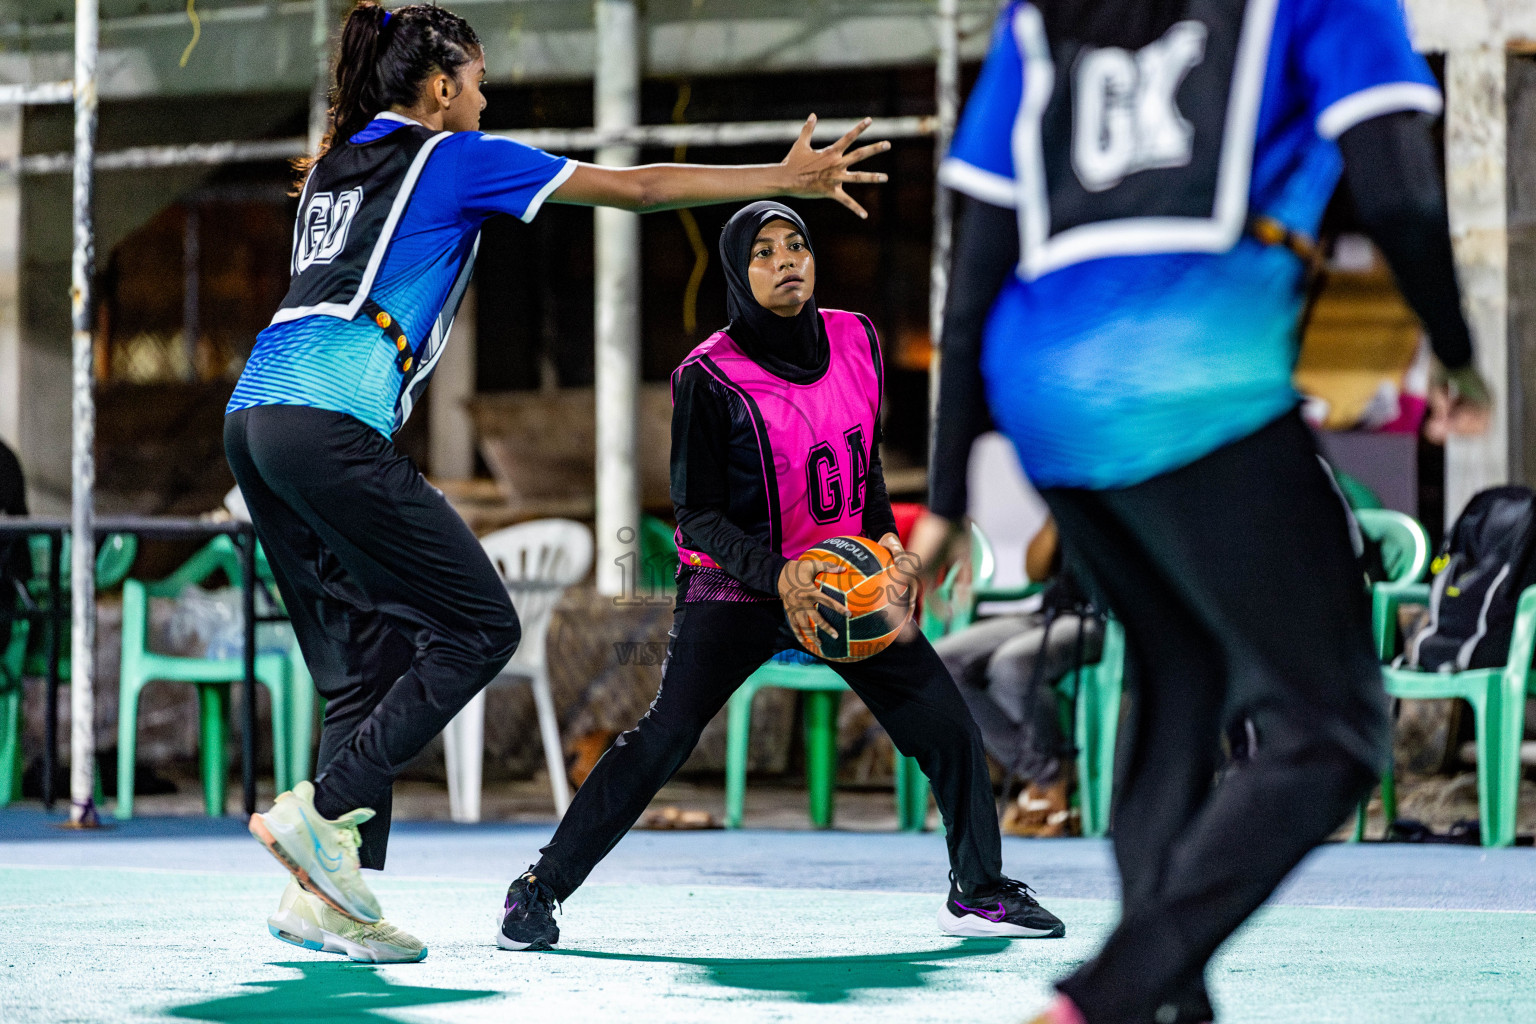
[248,781,382,924]
[268,880,427,964]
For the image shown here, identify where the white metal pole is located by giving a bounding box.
[307,0,330,157]
[68,0,99,827]
[0,104,21,451]
[1443,47,1509,521]
[928,0,959,430]
[430,284,478,479]
[593,0,641,597]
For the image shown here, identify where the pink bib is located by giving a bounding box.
[674,309,882,567]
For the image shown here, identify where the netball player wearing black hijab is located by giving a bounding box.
[911,1,1490,1022]
[234,3,891,963]
[497,202,1065,952]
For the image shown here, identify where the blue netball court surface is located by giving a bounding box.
[2,812,1533,1023]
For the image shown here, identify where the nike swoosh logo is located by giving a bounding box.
[297,809,344,872]
[955,900,1007,923]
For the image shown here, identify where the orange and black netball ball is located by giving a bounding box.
[789,535,914,662]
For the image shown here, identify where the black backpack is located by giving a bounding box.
[1404,485,1536,672]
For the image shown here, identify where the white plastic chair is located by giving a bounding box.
[443,518,593,823]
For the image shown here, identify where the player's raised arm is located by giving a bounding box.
[549,115,890,218]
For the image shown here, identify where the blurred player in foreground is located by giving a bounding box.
[232,1,889,962]
[910,1,1490,1021]
[498,201,1065,952]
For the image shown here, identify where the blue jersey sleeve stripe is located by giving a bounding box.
[938,157,1018,208]
[1315,81,1443,140]
[945,3,1025,184]
[520,157,577,223]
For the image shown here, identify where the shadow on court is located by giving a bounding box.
[167,961,496,1023]
[549,938,1014,1002]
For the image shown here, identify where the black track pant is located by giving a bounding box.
[225,406,520,869]
[533,600,1005,901]
[1042,410,1388,1024]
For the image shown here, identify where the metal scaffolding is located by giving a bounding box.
[5,116,943,176]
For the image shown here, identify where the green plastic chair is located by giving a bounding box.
[1334,470,1385,512]
[1050,618,1125,838]
[639,514,680,598]
[26,531,139,590]
[1358,510,1529,847]
[0,617,28,806]
[722,525,999,833]
[0,532,138,805]
[19,532,138,679]
[918,523,999,639]
[1350,508,1429,841]
[1355,508,1432,660]
[643,514,921,829]
[724,653,933,831]
[116,535,314,819]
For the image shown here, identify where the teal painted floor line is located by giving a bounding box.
[1,865,1533,1023]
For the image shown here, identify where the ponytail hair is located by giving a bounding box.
[299,2,481,181]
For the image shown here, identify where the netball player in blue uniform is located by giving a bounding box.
[232,2,888,963]
[913,1,1490,1021]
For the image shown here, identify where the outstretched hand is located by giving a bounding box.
[906,513,969,593]
[780,115,891,219]
[877,533,920,607]
[1425,364,1493,443]
[904,513,970,625]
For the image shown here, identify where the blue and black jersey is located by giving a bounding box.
[939,0,1440,489]
[227,112,573,437]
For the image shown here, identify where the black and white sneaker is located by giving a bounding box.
[497,868,560,951]
[939,877,1065,938]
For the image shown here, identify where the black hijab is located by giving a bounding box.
[719,201,827,382]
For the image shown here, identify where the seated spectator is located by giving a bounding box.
[0,438,27,653]
[934,517,1101,837]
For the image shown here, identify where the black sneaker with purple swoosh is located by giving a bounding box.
[939,876,1065,938]
[497,868,560,951]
